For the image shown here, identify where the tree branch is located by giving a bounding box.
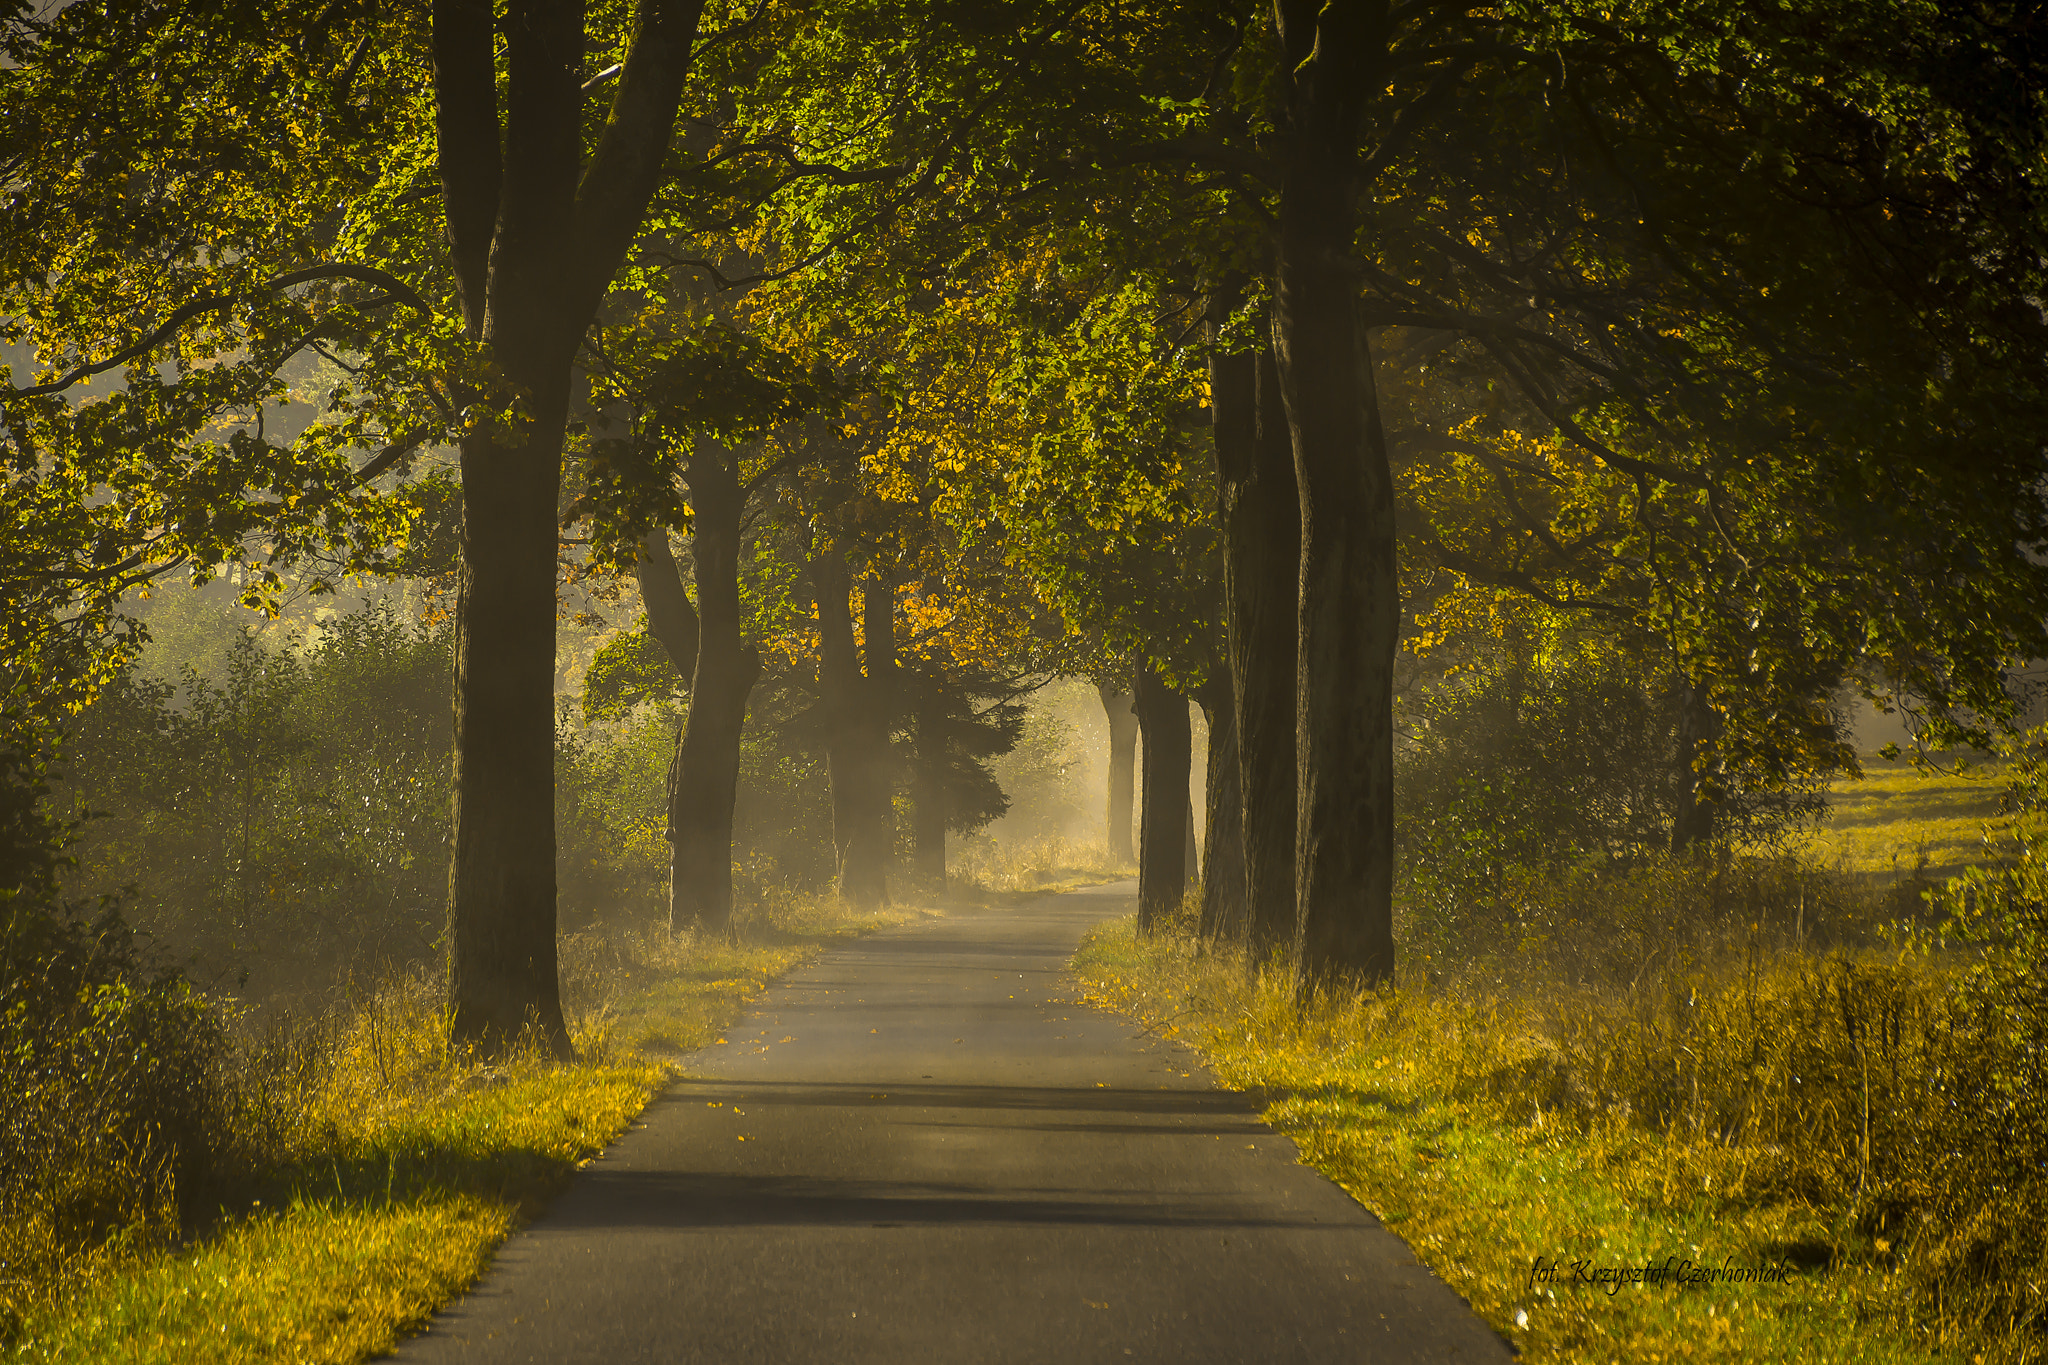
[1075,134,1281,190]
[1429,546,1632,617]
[354,433,429,484]
[572,0,710,318]
[432,0,501,335]
[6,265,431,400]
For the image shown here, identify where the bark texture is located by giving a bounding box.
[435,0,705,1056]
[814,552,893,910]
[667,445,757,936]
[635,528,699,683]
[1271,2,1397,991]
[1098,683,1138,864]
[1197,680,1246,941]
[1213,310,1300,955]
[1133,663,1190,935]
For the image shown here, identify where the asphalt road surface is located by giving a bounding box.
[393,881,1513,1364]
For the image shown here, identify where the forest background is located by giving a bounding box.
[8,0,2048,1359]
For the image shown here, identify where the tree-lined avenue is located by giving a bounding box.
[392,883,1511,1363]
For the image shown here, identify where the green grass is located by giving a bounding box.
[7,898,916,1364]
[1795,754,2018,879]
[1074,916,2013,1365]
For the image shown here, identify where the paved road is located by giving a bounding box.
[394,882,1511,1363]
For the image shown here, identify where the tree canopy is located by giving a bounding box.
[6,0,2047,1017]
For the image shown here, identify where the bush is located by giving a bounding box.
[1396,652,1835,951]
[556,699,677,931]
[56,600,454,996]
[0,896,229,1318]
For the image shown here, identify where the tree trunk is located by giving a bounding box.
[1197,680,1245,942]
[813,551,891,910]
[667,444,757,937]
[638,527,700,931]
[1212,302,1299,955]
[447,333,576,1055]
[1133,662,1190,935]
[1271,5,1397,993]
[435,0,704,1057]
[1671,676,1720,854]
[851,571,897,905]
[1099,682,1138,864]
[635,528,699,683]
[912,685,946,891]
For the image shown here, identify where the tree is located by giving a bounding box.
[1208,294,1297,954]
[583,316,836,934]
[1194,671,1245,942]
[1097,683,1138,865]
[1133,659,1190,932]
[431,0,715,1053]
[905,664,1026,889]
[0,0,745,1053]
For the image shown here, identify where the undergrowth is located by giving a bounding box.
[1075,853,2048,1365]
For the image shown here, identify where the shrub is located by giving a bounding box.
[0,897,229,1318]
[1397,652,1836,951]
[55,601,453,996]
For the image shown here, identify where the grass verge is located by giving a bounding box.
[1795,754,2018,880]
[6,898,912,1364]
[1074,913,2017,1365]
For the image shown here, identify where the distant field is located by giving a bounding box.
[1792,753,2021,879]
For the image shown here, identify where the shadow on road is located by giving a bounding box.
[662,1078,1262,1115]
[542,1168,1346,1232]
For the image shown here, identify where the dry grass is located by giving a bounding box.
[947,834,1130,896]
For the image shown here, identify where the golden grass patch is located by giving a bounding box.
[1795,756,2020,879]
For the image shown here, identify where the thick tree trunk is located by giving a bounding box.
[1271,5,1397,992]
[667,445,757,937]
[814,552,891,910]
[912,687,946,890]
[1197,681,1246,942]
[435,0,703,1057]
[1133,662,1190,935]
[1671,677,1720,854]
[1099,683,1138,864]
[635,529,699,683]
[447,336,574,1055]
[1213,306,1299,955]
